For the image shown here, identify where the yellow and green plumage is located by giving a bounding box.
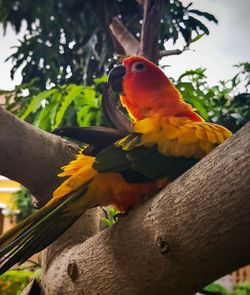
[133,115,231,157]
[0,56,232,274]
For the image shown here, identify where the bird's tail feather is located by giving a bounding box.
[0,183,95,275]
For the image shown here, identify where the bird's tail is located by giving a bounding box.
[0,154,98,275]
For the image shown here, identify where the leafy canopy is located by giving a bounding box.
[174,62,250,132]
[0,0,217,87]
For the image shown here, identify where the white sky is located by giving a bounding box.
[0,0,249,90]
[164,0,250,84]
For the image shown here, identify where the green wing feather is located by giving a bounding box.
[93,133,198,182]
[94,117,231,183]
[0,184,94,275]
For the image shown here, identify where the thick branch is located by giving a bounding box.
[109,17,140,56]
[109,0,164,63]
[0,107,79,207]
[159,46,189,58]
[139,0,164,63]
[41,123,250,294]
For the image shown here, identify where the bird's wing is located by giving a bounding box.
[94,117,231,182]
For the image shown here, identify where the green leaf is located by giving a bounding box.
[101,218,112,227]
[82,87,97,106]
[33,105,52,131]
[186,16,210,35]
[54,85,82,128]
[204,283,229,295]
[189,33,205,44]
[189,9,218,24]
[94,75,107,85]
[178,68,206,81]
[82,112,97,127]
[50,102,60,129]
[21,88,57,120]
[2,270,34,279]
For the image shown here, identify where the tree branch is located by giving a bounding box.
[0,107,79,207]
[109,1,191,63]
[159,45,190,58]
[109,17,140,56]
[139,0,164,63]
[41,123,250,294]
[109,0,164,63]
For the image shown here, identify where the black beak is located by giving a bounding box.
[108,64,126,93]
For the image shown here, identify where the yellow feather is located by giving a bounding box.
[195,125,207,140]
[53,155,95,199]
[178,126,197,144]
[171,140,186,157]
[134,117,159,133]
[216,125,232,143]
[163,124,179,140]
[58,152,94,177]
[205,126,218,144]
[158,137,171,155]
[182,142,200,158]
[199,140,214,154]
[168,117,189,126]
[141,132,161,147]
[134,114,231,159]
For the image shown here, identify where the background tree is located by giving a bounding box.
[0,0,249,294]
[0,0,217,86]
[1,0,248,135]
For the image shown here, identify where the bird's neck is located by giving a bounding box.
[120,91,204,122]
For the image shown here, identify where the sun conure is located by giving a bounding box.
[0,56,232,274]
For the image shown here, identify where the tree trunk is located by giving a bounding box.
[1,106,250,294]
[40,123,250,295]
[110,0,164,63]
[0,107,79,207]
[139,0,164,63]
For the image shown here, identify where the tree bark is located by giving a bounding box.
[109,17,140,56]
[40,123,250,295]
[109,0,164,63]
[1,106,250,294]
[0,107,79,207]
[0,108,103,290]
[139,0,164,63]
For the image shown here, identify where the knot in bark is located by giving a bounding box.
[67,261,79,281]
[155,236,170,254]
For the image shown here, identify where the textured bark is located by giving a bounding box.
[159,47,189,58]
[139,0,164,63]
[109,17,140,56]
[0,107,79,207]
[109,0,164,63]
[41,123,250,295]
[1,103,250,294]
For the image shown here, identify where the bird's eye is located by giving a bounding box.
[131,61,146,73]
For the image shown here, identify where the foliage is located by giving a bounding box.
[12,186,34,222]
[204,282,250,295]
[4,76,108,132]
[0,262,40,295]
[0,0,217,86]
[232,283,250,295]
[101,207,119,227]
[162,1,217,45]
[204,282,229,295]
[234,62,250,91]
[0,270,33,295]
[174,62,250,132]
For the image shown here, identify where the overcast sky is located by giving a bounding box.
[164,0,250,84]
[0,0,249,90]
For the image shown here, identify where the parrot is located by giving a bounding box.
[0,56,232,275]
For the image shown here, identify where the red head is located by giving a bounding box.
[108,56,203,121]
